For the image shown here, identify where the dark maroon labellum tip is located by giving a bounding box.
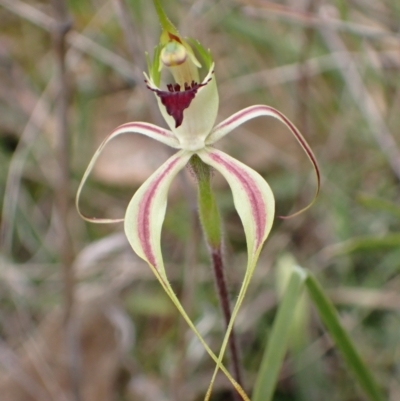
[147,80,209,128]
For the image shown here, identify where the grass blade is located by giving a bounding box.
[305,273,385,401]
[252,266,307,401]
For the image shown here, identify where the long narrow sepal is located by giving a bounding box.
[207,105,320,218]
[124,150,250,401]
[198,148,275,400]
[76,122,180,223]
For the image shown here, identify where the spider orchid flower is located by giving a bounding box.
[76,1,320,399]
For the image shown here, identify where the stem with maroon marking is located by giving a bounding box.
[190,154,243,390]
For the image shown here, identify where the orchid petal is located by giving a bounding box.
[124,150,190,274]
[207,105,320,218]
[198,148,275,254]
[197,148,275,400]
[76,122,180,223]
[124,150,250,401]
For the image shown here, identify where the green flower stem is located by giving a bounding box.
[189,155,243,389]
[191,155,221,249]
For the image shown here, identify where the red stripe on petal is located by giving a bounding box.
[209,153,267,249]
[137,157,180,267]
[111,122,169,137]
[216,105,320,188]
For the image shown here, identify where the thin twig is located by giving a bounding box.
[220,50,400,97]
[0,340,52,401]
[296,0,320,136]
[51,0,73,327]
[112,0,141,66]
[318,6,400,181]
[0,84,54,255]
[111,0,167,127]
[0,0,136,82]
[0,0,121,259]
[51,1,81,401]
[239,0,400,40]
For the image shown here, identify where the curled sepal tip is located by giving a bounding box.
[207,105,320,219]
[75,122,180,224]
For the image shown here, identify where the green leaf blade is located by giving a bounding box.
[252,266,307,401]
[305,273,386,401]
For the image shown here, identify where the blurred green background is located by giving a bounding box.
[1,0,400,400]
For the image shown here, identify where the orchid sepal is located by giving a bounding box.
[207,104,320,218]
[75,122,180,224]
[187,38,213,70]
[198,148,275,399]
[123,148,252,401]
[146,44,162,87]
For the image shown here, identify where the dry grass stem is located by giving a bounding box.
[319,8,400,180]
[0,0,137,81]
[240,0,400,40]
